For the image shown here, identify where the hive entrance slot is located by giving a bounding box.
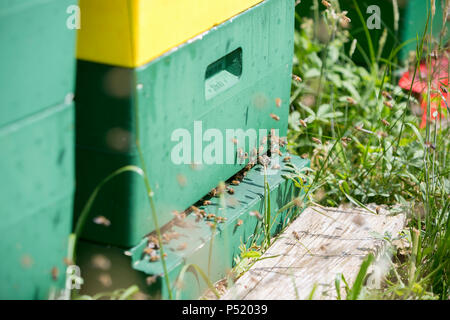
[205,48,242,100]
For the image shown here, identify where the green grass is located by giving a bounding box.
[288,0,449,299]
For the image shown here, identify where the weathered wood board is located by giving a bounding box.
[221,205,406,300]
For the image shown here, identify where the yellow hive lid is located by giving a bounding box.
[76,0,263,68]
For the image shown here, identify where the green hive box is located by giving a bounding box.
[0,102,75,299]
[0,0,77,299]
[75,0,295,248]
[0,0,77,127]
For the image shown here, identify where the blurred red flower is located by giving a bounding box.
[399,54,449,128]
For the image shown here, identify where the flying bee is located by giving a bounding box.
[341,137,352,142]
[346,97,356,105]
[381,119,390,127]
[93,216,111,227]
[311,137,322,145]
[236,219,243,227]
[146,275,158,286]
[283,156,292,162]
[272,163,281,170]
[176,174,187,187]
[383,100,393,109]
[270,113,280,121]
[51,267,59,281]
[424,141,436,150]
[231,138,238,145]
[382,91,393,100]
[299,119,307,128]
[321,0,331,8]
[341,15,351,24]
[176,243,188,251]
[275,98,282,108]
[292,74,302,82]
[249,211,263,220]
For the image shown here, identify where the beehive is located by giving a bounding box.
[75,0,296,247]
[0,0,77,299]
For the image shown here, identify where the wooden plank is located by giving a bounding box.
[221,205,406,300]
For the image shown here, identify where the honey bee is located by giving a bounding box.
[147,235,160,249]
[441,85,448,94]
[206,213,216,220]
[381,91,393,100]
[292,231,300,240]
[203,200,212,206]
[63,257,74,266]
[383,100,393,109]
[176,174,187,187]
[283,156,292,163]
[236,219,243,227]
[275,98,282,108]
[210,188,218,197]
[375,206,381,214]
[231,180,240,186]
[150,255,160,262]
[227,187,235,195]
[377,131,388,138]
[93,216,111,227]
[206,222,216,229]
[143,247,154,255]
[216,216,228,223]
[231,138,238,145]
[312,137,322,145]
[146,275,158,286]
[270,113,280,121]
[272,163,281,170]
[51,267,59,281]
[301,153,308,159]
[292,74,302,82]
[424,141,436,150]
[341,137,352,142]
[340,15,351,24]
[381,119,390,127]
[299,119,307,128]
[346,97,356,105]
[321,0,331,8]
[249,211,263,220]
[341,141,348,148]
